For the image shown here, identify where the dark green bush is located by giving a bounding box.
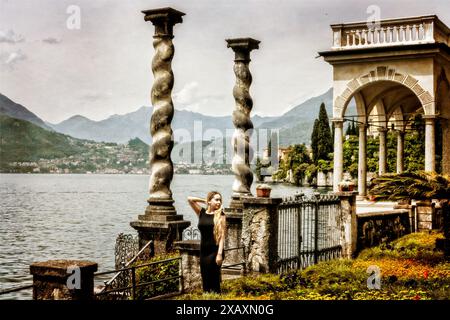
[133,253,180,300]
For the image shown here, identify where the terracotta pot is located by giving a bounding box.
[256,184,272,197]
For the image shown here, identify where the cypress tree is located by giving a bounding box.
[311,119,319,164]
[316,103,333,161]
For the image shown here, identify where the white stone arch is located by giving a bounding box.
[333,66,434,119]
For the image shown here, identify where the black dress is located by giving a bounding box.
[198,208,224,293]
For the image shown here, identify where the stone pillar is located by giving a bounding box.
[378,127,387,175]
[173,241,201,292]
[358,124,367,198]
[241,197,282,274]
[424,115,436,172]
[396,130,405,173]
[30,260,97,300]
[131,7,190,253]
[332,119,344,192]
[223,208,245,276]
[416,200,435,231]
[226,38,260,208]
[335,192,357,258]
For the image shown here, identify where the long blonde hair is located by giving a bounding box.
[206,191,226,245]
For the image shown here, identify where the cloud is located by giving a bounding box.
[42,37,61,44]
[0,29,25,44]
[174,81,200,105]
[173,82,225,112]
[80,91,113,102]
[0,50,27,70]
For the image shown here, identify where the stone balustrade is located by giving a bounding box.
[331,15,450,49]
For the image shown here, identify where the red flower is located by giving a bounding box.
[423,270,429,279]
[414,295,421,300]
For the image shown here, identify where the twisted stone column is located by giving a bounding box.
[226,38,260,203]
[131,8,190,253]
[145,7,183,210]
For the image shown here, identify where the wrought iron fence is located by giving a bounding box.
[182,226,201,241]
[94,256,182,300]
[277,193,342,273]
[222,245,246,275]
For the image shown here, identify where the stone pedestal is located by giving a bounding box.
[228,195,244,211]
[130,201,190,253]
[335,191,357,258]
[30,260,97,300]
[241,197,282,274]
[174,240,201,292]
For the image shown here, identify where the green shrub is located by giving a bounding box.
[133,253,180,300]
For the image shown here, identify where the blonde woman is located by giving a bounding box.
[187,191,226,293]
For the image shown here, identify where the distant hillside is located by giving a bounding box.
[0,93,52,131]
[0,114,91,165]
[48,106,278,144]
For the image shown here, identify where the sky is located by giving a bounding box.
[1,0,449,123]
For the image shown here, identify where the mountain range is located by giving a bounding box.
[0,88,352,148]
[0,93,53,131]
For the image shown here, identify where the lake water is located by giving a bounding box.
[0,173,320,299]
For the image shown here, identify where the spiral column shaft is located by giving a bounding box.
[144,8,184,210]
[131,8,190,253]
[226,38,260,198]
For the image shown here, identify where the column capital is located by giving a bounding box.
[358,122,368,130]
[377,127,388,133]
[226,38,260,62]
[331,118,344,127]
[423,114,438,124]
[142,7,185,37]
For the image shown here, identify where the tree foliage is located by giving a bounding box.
[369,172,450,201]
[311,103,333,164]
[273,144,312,185]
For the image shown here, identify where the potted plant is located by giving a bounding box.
[256,184,272,197]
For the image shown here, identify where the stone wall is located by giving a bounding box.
[356,210,411,252]
[241,197,282,274]
[174,240,202,292]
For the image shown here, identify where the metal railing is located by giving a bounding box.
[222,245,246,275]
[277,194,342,273]
[94,256,182,300]
[0,284,33,300]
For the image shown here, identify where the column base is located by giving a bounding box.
[130,220,190,253]
[229,194,253,211]
[131,197,190,253]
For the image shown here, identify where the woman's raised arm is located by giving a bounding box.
[187,196,206,217]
